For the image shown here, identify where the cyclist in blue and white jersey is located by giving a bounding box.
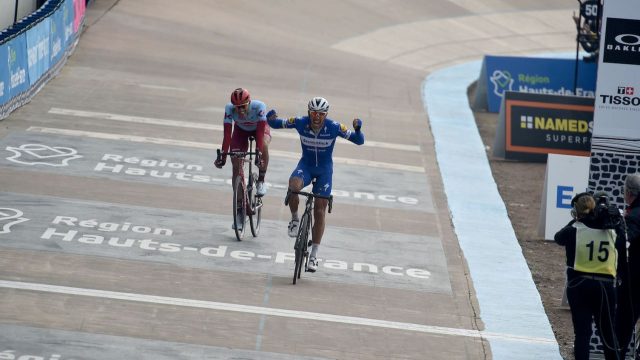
[266,97,364,272]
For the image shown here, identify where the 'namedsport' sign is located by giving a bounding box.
[493,91,594,161]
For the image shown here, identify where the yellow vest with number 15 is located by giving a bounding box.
[572,222,618,277]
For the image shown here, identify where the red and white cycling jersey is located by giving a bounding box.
[223,100,267,131]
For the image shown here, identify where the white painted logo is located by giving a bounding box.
[5,144,82,166]
[490,70,514,98]
[300,136,334,148]
[0,208,29,234]
[9,68,26,89]
[0,349,64,360]
[27,36,50,67]
[614,34,640,46]
[41,216,431,280]
[51,37,62,60]
[94,152,419,205]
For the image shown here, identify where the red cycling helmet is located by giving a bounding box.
[231,88,251,106]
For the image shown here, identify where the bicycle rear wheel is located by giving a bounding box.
[293,214,309,284]
[248,172,261,237]
[232,175,246,241]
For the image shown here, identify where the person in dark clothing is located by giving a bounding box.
[616,173,640,359]
[555,192,626,360]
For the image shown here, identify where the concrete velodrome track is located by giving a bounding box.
[1,1,578,359]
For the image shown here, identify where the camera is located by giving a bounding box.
[593,193,622,229]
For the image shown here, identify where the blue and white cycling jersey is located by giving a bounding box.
[268,116,364,168]
[268,115,364,196]
[224,100,267,132]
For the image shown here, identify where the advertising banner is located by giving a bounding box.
[27,17,51,86]
[476,55,597,113]
[63,0,75,48]
[602,18,640,66]
[495,91,594,160]
[49,5,65,65]
[6,33,30,98]
[588,0,640,206]
[538,154,590,240]
[591,17,640,139]
[0,43,9,106]
[73,0,86,33]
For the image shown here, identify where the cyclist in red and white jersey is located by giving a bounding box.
[215,88,271,228]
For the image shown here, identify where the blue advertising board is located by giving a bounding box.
[0,42,9,105]
[479,55,597,113]
[50,6,65,65]
[6,33,30,98]
[63,0,75,48]
[27,17,52,87]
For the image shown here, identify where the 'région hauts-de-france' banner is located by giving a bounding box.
[477,56,597,113]
[588,0,640,205]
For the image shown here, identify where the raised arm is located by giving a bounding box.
[266,109,297,129]
[338,118,364,145]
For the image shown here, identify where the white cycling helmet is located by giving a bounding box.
[308,97,329,112]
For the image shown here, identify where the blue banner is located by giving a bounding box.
[0,42,9,106]
[50,5,65,65]
[63,0,75,48]
[482,55,597,112]
[27,17,52,86]
[6,33,30,98]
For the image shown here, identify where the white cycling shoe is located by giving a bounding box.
[288,219,299,237]
[307,257,318,272]
[256,181,267,197]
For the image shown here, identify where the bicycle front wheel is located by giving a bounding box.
[293,214,309,284]
[248,172,261,237]
[232,175,246,241]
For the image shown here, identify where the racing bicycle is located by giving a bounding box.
[284,187,333,284]
[216,136,262,241]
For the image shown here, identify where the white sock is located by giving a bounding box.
[291,213,299,221]
[311,244,319,258]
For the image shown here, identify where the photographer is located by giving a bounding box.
[555,192,626,360]
[616,173,640,359]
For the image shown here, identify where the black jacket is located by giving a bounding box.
[625,197,640,269]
